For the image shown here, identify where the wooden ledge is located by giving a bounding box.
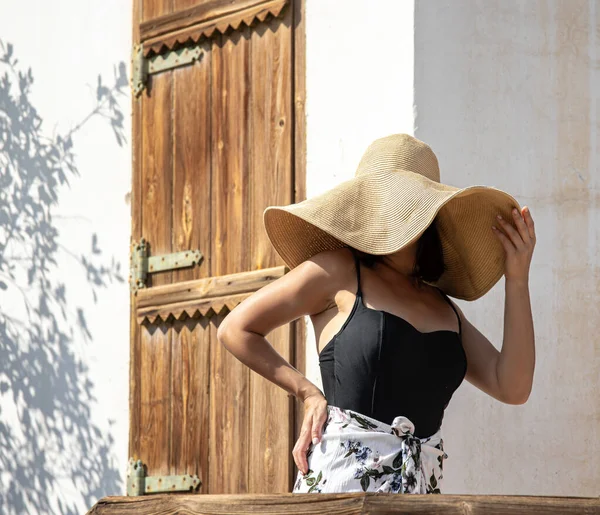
[88,493,600,515]
[136,266,287,324]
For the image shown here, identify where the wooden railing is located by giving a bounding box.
[88,493,600,514]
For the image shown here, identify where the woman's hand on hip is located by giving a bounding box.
[492,206,536,283]
[293,390,328,475]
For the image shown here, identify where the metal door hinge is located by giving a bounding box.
[131,42,204,97]
[129,238,203,293]
[127,458,201,496]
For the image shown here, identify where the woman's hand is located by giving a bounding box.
[492,206,536,282]
[293,390,328,475]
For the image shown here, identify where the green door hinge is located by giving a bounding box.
[129,238,203,293]
[131,42,204,97]
[127,458,201,496]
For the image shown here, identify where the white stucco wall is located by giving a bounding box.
[305,0,599,497]
[0,2,131,513]
[414,0,599,496]
[304,0,415,389]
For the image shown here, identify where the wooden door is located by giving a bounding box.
[129,0,306,494]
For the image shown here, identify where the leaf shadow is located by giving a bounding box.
[0,40,127,514]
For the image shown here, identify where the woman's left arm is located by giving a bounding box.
[453,206,536,404]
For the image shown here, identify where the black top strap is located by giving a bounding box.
[351,250,363,298]
[438,288,461,335]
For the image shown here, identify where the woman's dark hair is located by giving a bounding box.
[353,219,445,283]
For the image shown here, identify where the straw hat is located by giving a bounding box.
[263,134,520,301]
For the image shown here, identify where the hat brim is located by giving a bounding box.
[263,170,520,301]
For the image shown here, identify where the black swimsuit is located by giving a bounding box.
[319,251,468,438]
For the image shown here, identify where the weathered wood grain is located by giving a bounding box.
[208,314,250,493]
[137,266,286,307]
[142,72,173,287]
[172,40,212,283]
[173,0,202,11]
[139,292,251,324]
[249,324,294,493]
[129,0,301,498]
[88,493,600,515]
[129,0,144,465]
[364,494,600,514]
[142,0,174,23]
[291,0,307,458]
[210,30,250,277]
[135,70,175,478]
[248,11,293,270]
[292,0,306,207]
[245,14,295,489]
[169,318,211,481]
[138,325,172,475]
[141,0,289,47]
[292,315,305,453]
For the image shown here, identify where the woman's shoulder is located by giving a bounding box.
[297,248,357,316]
[294,247,357,295]
[303,247,356,277]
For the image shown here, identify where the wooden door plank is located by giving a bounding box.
[210,31,251,277]
[208,314,250,493]
[130,0,144,463]
[248,10,293,270]
[133,0,142,44]
[291,0,307,457]
[139,325,172,475]
[172,41,212,283]
[142,72,173,287]
[142,0,174,22]
[173,0,202,11]
[169,318,211,482]
[292,0,306,207]
[248,324,293,493]
[246,9,294,493]
[292,317,305,451]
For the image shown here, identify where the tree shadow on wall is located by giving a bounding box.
[0,41,127,515]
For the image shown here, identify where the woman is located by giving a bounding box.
[217,134,536,494]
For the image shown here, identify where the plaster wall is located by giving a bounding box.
[0,2,132,512]
[414,0,599,495]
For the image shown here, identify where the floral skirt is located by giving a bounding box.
[292,405,447,494]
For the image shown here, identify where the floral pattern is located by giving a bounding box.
[292,406,447,494]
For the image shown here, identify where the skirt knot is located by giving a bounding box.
[292,406,447,494]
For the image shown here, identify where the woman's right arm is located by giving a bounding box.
[216,248,350,473]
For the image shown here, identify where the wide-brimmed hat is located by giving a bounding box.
[263,134,520,300]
